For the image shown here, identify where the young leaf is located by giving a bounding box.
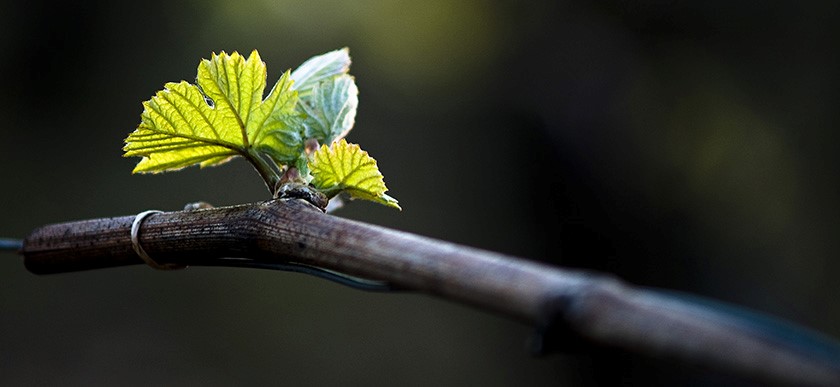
[123,80,242,172]
[290,48,351,97]
[124,49,398,208]
[310,139,400,210]
[247,71,303,165]
[300,74,359,144]
[123,50,301,173]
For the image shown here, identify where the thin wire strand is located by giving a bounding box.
[131,210,186,270]
[199,258,400,292]
[0,238,23,252]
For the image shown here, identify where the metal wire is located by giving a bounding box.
[199,258,400,292]
[5,231,392,291]
[0,238,22,252]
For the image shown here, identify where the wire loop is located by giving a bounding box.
[131,210,186,270]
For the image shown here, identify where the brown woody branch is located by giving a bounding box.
[20,198,840,386]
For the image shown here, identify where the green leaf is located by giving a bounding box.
[310,139,400,210]
[290,48,351,97]
[248,70,302,165]
[123,80,242,172]
[300,74,359,144]
[292,48,357,144]
[197,49,266,132]
[124,50,302,173]
[123,48,397,207]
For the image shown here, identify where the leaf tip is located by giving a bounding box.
[380,194,401,211]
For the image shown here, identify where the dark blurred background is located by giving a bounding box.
[1,0,839,385]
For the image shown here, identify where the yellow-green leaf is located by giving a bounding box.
[197,49,266,130]
[123,50,302,173]
[310,139,400,210]
[123,80,242,172]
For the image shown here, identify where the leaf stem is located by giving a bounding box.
[243,150,282,195]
